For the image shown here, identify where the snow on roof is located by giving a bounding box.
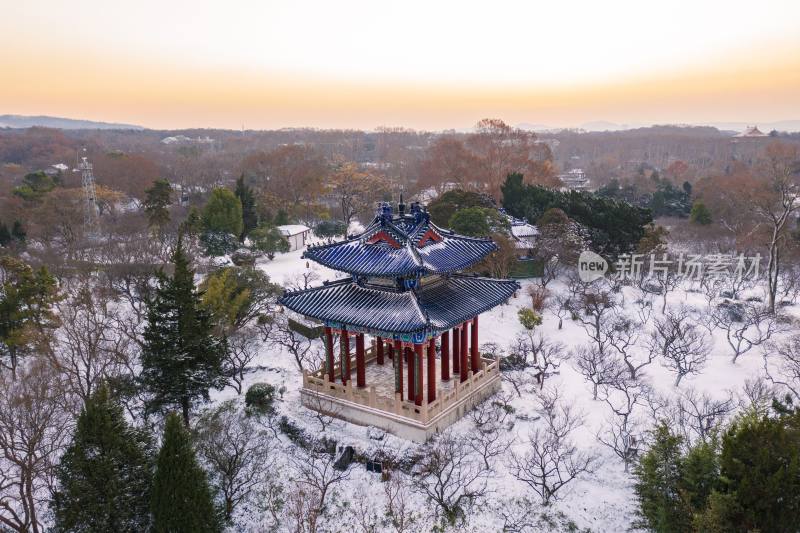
[735,125,767,137]
[511,222,538,238]
[277,224,311,236]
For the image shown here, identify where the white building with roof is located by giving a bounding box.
[278,224,312,251]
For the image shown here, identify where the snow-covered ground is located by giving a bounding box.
[208,245,796,532]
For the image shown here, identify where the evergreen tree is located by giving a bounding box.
[234,175,257,242]
[201,187,243,237]
[11,220,25,243]
[249,224,289,260]
[690,202,712,225]
[151,412,220,533]
[633,424,692,532]
[0,256,60,378]
[0,222,10,247]
[140,236,225,426]
[273,209,289,226]
[52,384,153,533]
[144,179,173,230]
[698,408,800,532]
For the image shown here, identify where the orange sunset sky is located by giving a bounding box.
[1,0,799,130]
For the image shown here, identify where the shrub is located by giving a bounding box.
[245,382,277,415]
[517,308,542,330]
[200,231,238,257]
[315,219,347,238]
[527,286,549,312]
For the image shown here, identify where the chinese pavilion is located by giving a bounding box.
[279,199,519,441]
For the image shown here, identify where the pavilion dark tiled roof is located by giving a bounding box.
[279,275,519,335]
[303,212,497,277]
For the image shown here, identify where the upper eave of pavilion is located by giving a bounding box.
[302,212,498,278]
[278,274,520,340]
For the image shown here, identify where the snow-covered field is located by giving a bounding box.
[209,245,796,532]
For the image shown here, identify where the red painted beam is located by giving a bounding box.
[356,333,366,388]
[415,343,424,406]
[471,316,480,373]
[341,329,350,385]
[394,339,403,400]
[460,323,468,382]
[407,346,415,403]
[427,338,436,403]
[452,326,460,374]
[324,327,334,382]
[441,331,450,381]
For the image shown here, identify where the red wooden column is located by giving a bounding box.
[452,326,461,375]
[414,344,424,406]
[341,329,350,385]
[440,330,450,381]
[470,316,480,373]
[427,338,436,403]
[407,347,415,402]
[394,339,403,400]
[324,327,335,382]
[355,333,366,388]
[460,322,469,382]
[388,342,394,360]
[376,336,385,365]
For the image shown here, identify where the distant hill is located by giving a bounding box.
[0,114,143,130]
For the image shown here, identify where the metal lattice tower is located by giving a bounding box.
[78,156,100,234]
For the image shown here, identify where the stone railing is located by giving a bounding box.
[302,355,501,425]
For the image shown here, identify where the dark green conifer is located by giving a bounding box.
[140,236,225,426]
[0,222,10,246]
[235,175,257,242]
[151,412,220,533]
[52,384,153,532]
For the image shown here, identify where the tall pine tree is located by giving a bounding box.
[140,236,225,426]
[52,384,153,532]
[235,175,257,242]
[151,412,220,533]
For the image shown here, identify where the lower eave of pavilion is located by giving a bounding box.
[278,274,520,344]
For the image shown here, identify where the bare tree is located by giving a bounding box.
[224,329,260,394]
[751,143,800,313]
[345,485,381,533]
[567,285,618,355]
[673,387,734,445]
[709,302,779,363]
[573,346,623,400]
[302,392,343,434]
[764,335,800,399]
[411,430,491,525]
[0,360,75,533]
[776,265,800,306]
[260,313,325,371]
[49,284,134,405]
[641,268,681,314]
[650,306,711,386]
[195,400,275,522]
[508,400,596,505]
[286,439,352,533]
[284,265,322,292]
[492,497,540,533]
[510,333,567,390]
[548,292,572,330]
[383,474,419,533]
[597,377,649,472]
[736,375,780,415]
[467,393,515,470]
[605,316,653,380]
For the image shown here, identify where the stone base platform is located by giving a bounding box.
[300,355,501,442]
